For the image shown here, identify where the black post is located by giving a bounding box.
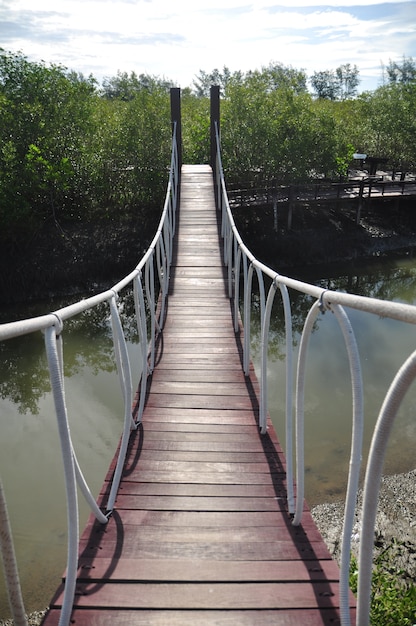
[210,85,220,171]
[170,87,182,174]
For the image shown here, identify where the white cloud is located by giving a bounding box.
[1,0,415,90]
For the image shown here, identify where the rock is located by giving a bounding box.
[311,469,416,581]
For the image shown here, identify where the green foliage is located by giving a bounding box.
[1,48,415,247]
[221,76,339,184]
[356,83,416,170]
[349,540,416,625]
[311,64,360,100]
[181,91,210,163]
[386,56,416,85]
[192,66,243,97]
[0,48,97,231]
[101,70,175,100]
[336,143,356,179]
[0,49,171,239]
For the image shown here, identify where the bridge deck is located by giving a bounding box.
[42,165,356,625]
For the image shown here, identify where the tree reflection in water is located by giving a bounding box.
[0,289,139,415]
[245,254,416,505]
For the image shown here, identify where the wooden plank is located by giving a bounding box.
[149,370,251,384]
[89,510,313,529]
[43,608,356,626]
[51,581,345,610]
[79,523,327,548]
[74,557,342,583]
[102,482,287,498]
[140,407,258,423]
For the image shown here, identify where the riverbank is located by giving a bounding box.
[234,195,416,270]
[1,471,413,626]
[311,469,416,581]
[2,195,416,305]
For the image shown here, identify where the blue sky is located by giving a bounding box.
[0,0,415,92]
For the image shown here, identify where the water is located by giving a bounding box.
[249,255,416,506]
[0,294,142,618]
[1,257,416,617]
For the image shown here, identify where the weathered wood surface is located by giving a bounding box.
[41,164,356,625]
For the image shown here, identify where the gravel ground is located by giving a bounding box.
[311,469,416,580]
[0,609,47,626]
[1,471,414,626]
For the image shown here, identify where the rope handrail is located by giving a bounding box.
[0,123,179,626]
[213,121,416,626]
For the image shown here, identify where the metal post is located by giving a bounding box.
[210,85,220,172]
[170,87,182,175]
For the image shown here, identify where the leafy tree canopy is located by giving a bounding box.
[386,55,416,85]
[310,64,360,100]
[101,70,175,100]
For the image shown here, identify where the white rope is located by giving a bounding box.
[233,247,243,333]
[331,303,364,626]
[357,349,416,626]
[275,279,295,516]
[106,295,135,513]
[134,273,149,424]
[293,300,320,526]
[227,226,233,298]
[54,328,108,525]
[44,325,78,626]
[145,254,157,373]
[243,262,254,376]
[0,478,28,626]
[260,280,277,434]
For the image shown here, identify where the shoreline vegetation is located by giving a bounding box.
[1,470,414,625]
[2,191,416,307]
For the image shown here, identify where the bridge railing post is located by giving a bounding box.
[210,85,220,202]
[170,87,182,186]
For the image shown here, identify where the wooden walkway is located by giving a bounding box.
[42,165,356,625]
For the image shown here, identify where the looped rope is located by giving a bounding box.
[318,289,331,314]
[48,313,64,336]
[272,274,280,291]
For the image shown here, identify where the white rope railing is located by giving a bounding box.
[0,124,179,626]
[213,121,416,625]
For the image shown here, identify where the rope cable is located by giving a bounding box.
[106,296,135,513]
[331,303,364,626]
[0,478,28,626]
[357,349,416,626]
[134,274,149,424]
[55,329,108,524]
[293,300,320,526]
[44,325,78,626]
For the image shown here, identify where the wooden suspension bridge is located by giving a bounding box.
[40,164,356,625]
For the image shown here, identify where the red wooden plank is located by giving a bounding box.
[144,416,258,428]
[42,608,356,626]
[50,581,346,610]
[99,495,293,513]
[102,482,286,498]
[149,381,258,397]
[145,394,253,410]
[105,471,278,486]
[139,407,259,424]
[74,557,342,583]
[79,523,325,548]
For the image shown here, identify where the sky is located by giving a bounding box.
[1,0,415,93]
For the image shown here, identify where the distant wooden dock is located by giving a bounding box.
[41,165,356,625]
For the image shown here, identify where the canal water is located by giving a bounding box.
[1,256,416,617]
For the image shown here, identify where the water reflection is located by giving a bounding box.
[0,290,142,618]
[249,255,416,507]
